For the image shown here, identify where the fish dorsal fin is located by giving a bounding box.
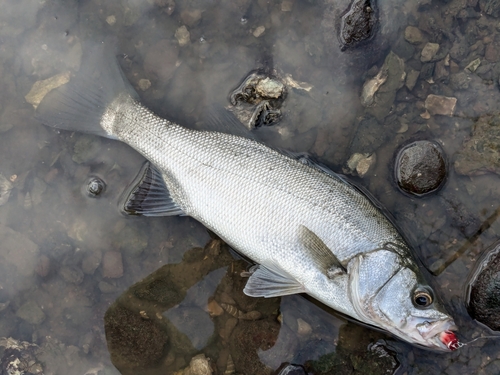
[243,263,306,298]
[122,161,185,216]
[298,225,347,278]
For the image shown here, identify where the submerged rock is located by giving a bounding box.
[467,242,500,331]
[454,113,500,176]
[395,140,447,196]
[229,72,286,130]
[339,0,379,51]
[0,337,43,375]
[175,354,212,375]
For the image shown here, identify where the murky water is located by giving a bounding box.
[1,0,500,373]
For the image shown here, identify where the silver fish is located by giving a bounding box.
[36,42,458,351]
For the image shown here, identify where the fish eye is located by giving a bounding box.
[413,290,433,307]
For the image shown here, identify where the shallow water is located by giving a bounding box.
[1,0,500,373]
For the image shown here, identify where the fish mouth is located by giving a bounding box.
[416,319,459,351]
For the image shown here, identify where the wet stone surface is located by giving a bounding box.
[455,113,500,176]
[467,243,500,331]
[395,140,447,196]
[339,0,378,51]
[229,72,286,130]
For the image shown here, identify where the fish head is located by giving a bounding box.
[348,250,458,351]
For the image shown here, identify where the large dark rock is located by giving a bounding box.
[467,243,500,331]
[395,140,447,196]
[339,0,379,51]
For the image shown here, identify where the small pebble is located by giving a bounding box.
[138,78,151,91]
[102,251,123,278]
[253,26,266,38]
[175,25,191,47]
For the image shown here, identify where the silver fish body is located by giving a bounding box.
[36,45,458,351]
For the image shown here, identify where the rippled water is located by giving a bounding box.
[1,0,500,374]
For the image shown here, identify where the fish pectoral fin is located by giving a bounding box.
[298,225,347,278]
[121,161,185,216]
[243,264,305,298]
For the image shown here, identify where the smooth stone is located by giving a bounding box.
[16,300,46,325]
[404,26,425,44]
[395,140,447,196]
[467,243,500,331]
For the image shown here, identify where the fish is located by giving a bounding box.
[35,41,458,351]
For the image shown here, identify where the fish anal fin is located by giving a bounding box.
[122,161,185,216]
[298,225,347,278]
[243,264,305,298]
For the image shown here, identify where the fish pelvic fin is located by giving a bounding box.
[35,38,139,138]
[243,263,305,298]
[121,162,185,216]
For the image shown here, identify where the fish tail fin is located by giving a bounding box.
[35,39,139,138]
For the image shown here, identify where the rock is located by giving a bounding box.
[367,51,406,121]
[281,0,294,11]
[175,26,191,47]
[138,78,151,91]
[253,26,266,38]
[361,69,388,107]
[420,42,440,62]
[485,42,499,62]
[345,153,376,177]
[116,224,148,257]
[144,39,179,85]
[176,354,212,375]
[229,72,286,129]
[479,0,500,17]
[82,250,102,275]
[395,140,447,196]
[296,318,312,335]
[60,265,84,284]
[35,255,51,277]
[449,72,471,90]
[405,69,419,91]
[256,78,285,99]
[467,242,500,330]
[99,280,121,294]
[105,305,169,368]
[16,300,46,325]
[25,72,71,109]
[454,114,500,176]
[0,337,43,375]
[102,251,123,278]
[0,224,39,277]
[404,26,425,44]
[72,134,102,164]
[424,94,457,116]
[338,0,378,51]
[180,9,202,27]
[465,58,481,73]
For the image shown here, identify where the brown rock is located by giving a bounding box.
[35,255,51,277]
[180,9,202,27]
[102,251,123,278]
[424,94,457,116]
[485,43,499,62]
[144,40,179,85]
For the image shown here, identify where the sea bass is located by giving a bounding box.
[36,43,459,351]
